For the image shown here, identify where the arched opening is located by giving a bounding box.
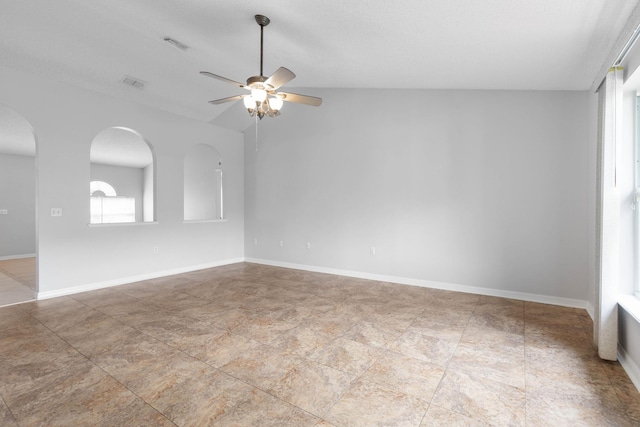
[89,127,155,224]
[184,144,224,221]
[0,103,37,305]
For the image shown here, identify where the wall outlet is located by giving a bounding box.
[153,247,159,254]
[51,208,62,217]
[370,246,376,255]
[254,238,258,246]
[306,242,311,250]
[0,209,7,215]
[279,240,284,247]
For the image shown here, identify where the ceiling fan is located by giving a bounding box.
[201,14,322,119]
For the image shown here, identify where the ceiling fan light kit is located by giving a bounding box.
[201,14,322,119]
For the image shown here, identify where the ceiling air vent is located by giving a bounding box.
[163,37,189,51]
[121,75,146,89]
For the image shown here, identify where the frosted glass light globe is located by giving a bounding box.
[251,89,267,103]
[269,97,284,111]
[243,96,255,109]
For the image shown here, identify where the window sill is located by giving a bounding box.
[88,221,158,227]
[183,219,227,224]
[619,294,640,324]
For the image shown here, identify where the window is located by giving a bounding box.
[89,127,155,223]
[90,180,135,224]
[184,144,224,221]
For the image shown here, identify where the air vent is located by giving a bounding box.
[121,75,146,89]
[163,37,189,51]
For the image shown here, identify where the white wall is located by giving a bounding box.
[0,65,244,295]
[245,88,590,303]
[0,153,36,257]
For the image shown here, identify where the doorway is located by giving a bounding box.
[0,104,37,306]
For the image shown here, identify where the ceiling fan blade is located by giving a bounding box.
[200,71,246,89]
[278,92,322,106]
[265,67,296,90]
[208,95,245,105]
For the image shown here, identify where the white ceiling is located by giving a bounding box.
[0,0,638,126]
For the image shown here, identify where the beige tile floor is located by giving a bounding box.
[0,262,638,426]
[0,257,36,307]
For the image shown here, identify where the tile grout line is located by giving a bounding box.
[0,390,19,426]
[427,297,482,423]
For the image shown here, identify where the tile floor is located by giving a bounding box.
[0,262,639,426]
[0,257,36,307]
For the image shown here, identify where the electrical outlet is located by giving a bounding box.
[370,246,376,255]
[279,240,284,247]
[0,209,7,215]
[153,247,159,254]
[51,208,62,217]
[306,242,311,250]
[254,238,258,246]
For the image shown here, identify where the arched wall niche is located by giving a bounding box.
[89,127,155,224]
[184,144,224,221]
[0,102,38,299]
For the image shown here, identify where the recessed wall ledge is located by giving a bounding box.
[183,219,227,224]
[619,294,640,323]
[87,221,159,227]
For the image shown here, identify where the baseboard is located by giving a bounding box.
[37,255,590,310]
[36,257,245,300]
[245,258,589,310]
[586,301,595,320]
[618,344,640,393]
[0,253,35,261]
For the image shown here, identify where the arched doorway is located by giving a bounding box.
[0,104,37,306]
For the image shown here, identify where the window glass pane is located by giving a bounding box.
[90,197,103,224]
[90,196,135,224]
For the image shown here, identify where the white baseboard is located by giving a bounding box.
[618,344,640,393]
[245,258,589,310]
[36,257,245,300]
[586,301,595,320]
[37,255,590,311]
[0,253,35,261]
